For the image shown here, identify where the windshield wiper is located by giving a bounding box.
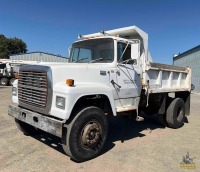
[73,57,88,63]
[89,58,103,63]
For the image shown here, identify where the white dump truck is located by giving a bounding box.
[8,26,191,162]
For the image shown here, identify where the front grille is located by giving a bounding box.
[18,70,48,108]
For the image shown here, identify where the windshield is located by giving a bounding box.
[69,38,114,63]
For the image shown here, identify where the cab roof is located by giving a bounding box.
[79,26,149,58]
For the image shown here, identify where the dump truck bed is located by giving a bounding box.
[144,62,191,93]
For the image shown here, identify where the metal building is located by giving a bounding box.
[9,52,69,62]
[173,45,200,93]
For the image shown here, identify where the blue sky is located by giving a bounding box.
[0,0,200,64]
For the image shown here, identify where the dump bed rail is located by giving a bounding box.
[149,62,188,73]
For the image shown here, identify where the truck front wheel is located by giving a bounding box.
[62,106,108,162]
[15,119,41,136]
[166,98,185,129]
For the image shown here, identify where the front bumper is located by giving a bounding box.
[8,104,63,137]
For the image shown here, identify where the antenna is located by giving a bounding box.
[100,30,106,35]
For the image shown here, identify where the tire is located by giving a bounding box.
[9,78,16,86]
[166,98,185,129]
[0,78,9,86]
[15,119,41,136]
[62,106,108,162]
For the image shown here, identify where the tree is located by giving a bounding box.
[0,34,27,59]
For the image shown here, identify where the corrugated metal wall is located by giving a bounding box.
[10,52,69,62]
[174,46,200,93]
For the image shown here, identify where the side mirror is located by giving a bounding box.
[119,59,137,65]
[131,41,140,60]
[128,59,137,65]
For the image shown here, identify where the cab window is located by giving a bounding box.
[117,42,131,62]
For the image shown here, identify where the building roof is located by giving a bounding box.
[173,45,200,61]
[9,51,68,59]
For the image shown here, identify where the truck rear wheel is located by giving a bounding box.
[166,98,185,129]
[15,119,41,136]
[62,106,108,162]
[0,78,9,86]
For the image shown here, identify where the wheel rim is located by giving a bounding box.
[81,121,101,149]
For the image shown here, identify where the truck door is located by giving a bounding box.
[111,41,142,100]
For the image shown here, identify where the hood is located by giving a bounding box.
[46,63,113,87]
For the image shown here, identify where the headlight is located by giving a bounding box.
[12,87,17,96]
[56,96,65,109]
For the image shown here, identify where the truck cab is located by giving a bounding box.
[68,35,143,113]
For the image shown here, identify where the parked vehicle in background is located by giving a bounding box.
[0,60,36,86]
[0,61,17,86]
[8,26,191,162]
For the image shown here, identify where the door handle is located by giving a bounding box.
[111,80,121,88]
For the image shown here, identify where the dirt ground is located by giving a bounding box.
[0,87,199,172]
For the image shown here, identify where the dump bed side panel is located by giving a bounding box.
[143,62,191,93]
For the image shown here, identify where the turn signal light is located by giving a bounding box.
[66,79,74,86]
[15,73,19,79]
